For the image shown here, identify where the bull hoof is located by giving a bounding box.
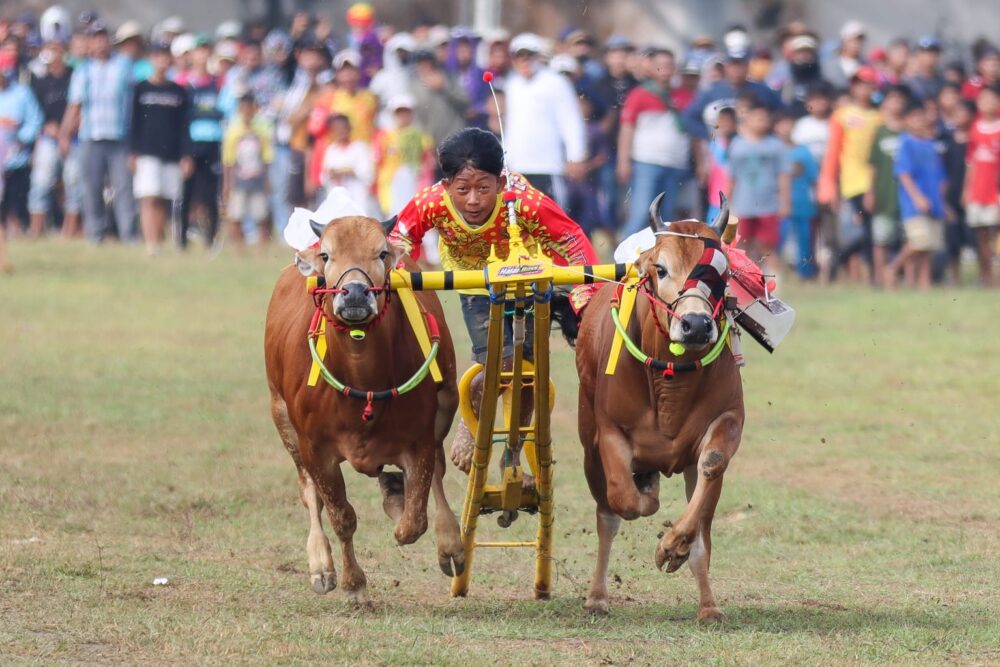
[655,530,692,573]
[394,518,428,546]
[698,606,728,623]
[378,471,406,521]
[345,587,372,610]
[438,551,466,577]
[584,596,610,616]
[310,570,337,594]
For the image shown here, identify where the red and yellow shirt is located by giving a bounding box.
[390,173,599,295]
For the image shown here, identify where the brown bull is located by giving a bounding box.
[264,215,463,606]
[576,197,744,622]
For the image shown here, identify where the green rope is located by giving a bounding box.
[307,335,439,396]
[610,306,730,370]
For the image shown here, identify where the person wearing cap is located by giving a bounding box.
[821,20,866,90]
[560,27,602,82]
[27,39,82,238]
[306,49,377,196]
[777,33,826,117]
[373,94,434,216]
[683,42,781,140]
[410,50,469,148]
[128,41,190,255]
[212,40,239,83]
[505,33,587,203]
[60,20,137,243]
[962,47,1000,102]
[619,48,693,236]
[0,51,43,237]
[904,36,945,101]
[113,21,151,82]
[156,16,185,45]
[818,66,882,282]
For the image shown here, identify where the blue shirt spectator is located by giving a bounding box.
[0,72,43,169]
[894,130,946,219]
[67,52,134,141]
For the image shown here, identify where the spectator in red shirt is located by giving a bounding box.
[617,48,692,236]
[963,85,1000,286]
[962,47,1000,102]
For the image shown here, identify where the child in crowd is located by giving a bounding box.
[222,93,273,254]
[885,101,948,290]
[705,105,736,223]
[774,108,818,279]
[792,82,833,165]
[941,99,974,283]
[320,113,374,213]
[963,85,1000,286]
[373,94,434,217]
[729,100,791,280]
[865,84,909,285]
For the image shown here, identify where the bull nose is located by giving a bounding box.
[679,313,713,344]
[343,282,369,300]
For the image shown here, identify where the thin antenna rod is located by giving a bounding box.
[482,71,508,173]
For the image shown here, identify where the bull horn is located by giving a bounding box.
[309,219,326,239]
[381,215,398,236]
[711,192,730,234]
[647,192,668,233]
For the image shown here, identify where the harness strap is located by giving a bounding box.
[609,305,730,379]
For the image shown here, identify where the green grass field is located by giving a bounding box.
[1,241,998,665]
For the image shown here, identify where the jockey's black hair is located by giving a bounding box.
[438,127,504,180]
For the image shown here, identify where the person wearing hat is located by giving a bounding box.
[114,21,153,82]
[821,20,866,90]
[306,49,377,196]
[27,39,82,238]
[128,41,189,255]
[818,66,882,282]
[776,33,826,117]
[373,94,434,216]
[560,27,602,82]
[59,20,137,243]
[370,32,416,127]
[904,36,945,101]
[505,33,587,202]
[683,41,781,140]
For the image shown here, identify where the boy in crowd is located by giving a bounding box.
[885,101,948,290]
[865,84,910,285]
[222,93,272,254]
[774,108,818,279]
[963,85,1000,286]
[129,42,190,255]
[941,99,974,284]
[792,81,833,165]
[729,100,791,279]
[373,94,434,217]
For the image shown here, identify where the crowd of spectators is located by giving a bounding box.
[0,4,998,288]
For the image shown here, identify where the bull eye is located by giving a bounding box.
[378,250,389,261]
[319,252,329,263]
[655,265,668,279]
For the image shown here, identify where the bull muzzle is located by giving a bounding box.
[334,281,376,324]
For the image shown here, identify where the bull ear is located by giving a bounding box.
[309,219,326,239]
[381,215,398,236]
[647,192,668,234]
[294,249,321,276]
[711,192,730,234]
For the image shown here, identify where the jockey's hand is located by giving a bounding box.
[180,157,194,180]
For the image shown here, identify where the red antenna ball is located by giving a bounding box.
[482,71,494,83]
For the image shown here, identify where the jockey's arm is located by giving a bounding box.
[531,194,600,267]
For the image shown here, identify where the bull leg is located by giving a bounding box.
[584,507,622,615]
[430,448,465,576]
[314,463,369,608]
[271,393,336,594]
[393,446,434,546]
[684,466,725,623]
[598,426,659,519]
[655,413,741,621]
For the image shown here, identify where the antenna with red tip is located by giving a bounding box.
[482,70,507,173]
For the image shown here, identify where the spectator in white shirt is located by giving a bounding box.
[320,113,374,214]
[503,33,586,205]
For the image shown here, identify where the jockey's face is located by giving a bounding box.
[444,166,504,226]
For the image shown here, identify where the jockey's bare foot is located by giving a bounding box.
[521,472,536,491]
[450,420,474,473]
